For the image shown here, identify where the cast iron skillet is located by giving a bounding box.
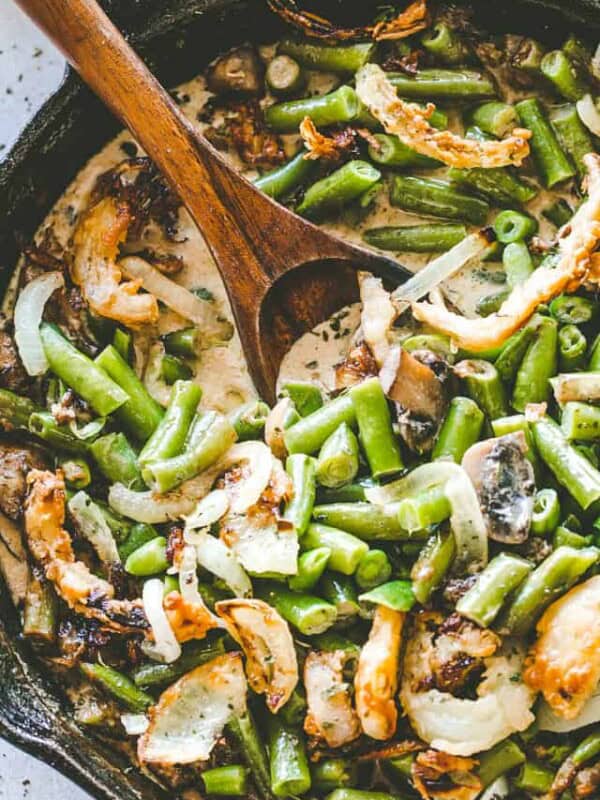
[1,1,600,797]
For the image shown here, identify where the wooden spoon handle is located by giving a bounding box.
[14,0,277,293]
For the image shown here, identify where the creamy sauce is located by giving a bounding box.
[16,52,578,400]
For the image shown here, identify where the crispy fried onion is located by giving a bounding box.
[299,118,376,162]
[356,64,531,168]
[138,653,247,765]
[355,605,405,740]
[411,750,482,800]
[216,598,298,712]
[304,649,362,748]
[400,612,535,756]
[71,196,159,327]
[267,0,429,41]
[412,154,600,351]
[524,576,600,720]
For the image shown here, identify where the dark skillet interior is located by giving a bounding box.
[1,1,600,798]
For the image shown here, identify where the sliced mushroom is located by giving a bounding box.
[0,441,48,520]
[335,341,379,391]
[304,649,361,748]
[462,432,535,544]
[206,46,265,95]
[216,598,298,713]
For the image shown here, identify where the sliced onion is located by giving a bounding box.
[391,232,490,313]
[480,777,509,800]
[120,256,232,341]
[68,490,120,564]
[592,43,600,81]
[109,484,197,523]
[224,515,299,576]
[552,372,600,404]
[121,713,149,736]
[14,271,64,376]
[359,272,396,367]
[577,94,600,137]
[142,341,172,407]
[217,442,274,514]
[142,578,181,664]
[538,682,600,733]
[185,490,230,531]
[365,461,460,505]
[193,529,252,598]
[445,471,488,573]
[176,544,211,612]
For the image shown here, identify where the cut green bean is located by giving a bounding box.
[316,478,375,505]
[512,37,546,73]
[283,454,317,537]
[298,160,381,220]
[90,432,144,490]
[397,485,451,531]
[289,547,331,591]
[543,198,573,227]
[254,151,316,200]
[512,316,558,412]
[513,761,554,794]
[265,85,360,132]
[531,488,561,536]
[23,576,56,643]
[455,359,508,420]
[494,316,542,382]
[80,663,153,713]
[138,380,201,466]
[312,759,358,791]
[476,738,526,787]
[268,717,311,798]
[315,423,359,489]
[457,553,533,627]
[278,39,374,74]
[28,412,90,455]
[133,639,225,687]
[280,381,323,417]
[355,549,392,591]
[202,765,248,797]
[541,50,588,100]
[368,133,439,169]
[0,388,40,429]
[228,711,273,800]
[319,572,360,621]
[112,327,132,362]
[390,175,489,225]
[125,536,169,577]
[550,103,595,178]
[503,242,534,289]
[421,22,469,64]
[161,327,199,359]
[432,396,484,463]
[262,584,337,634]
[312,502,416,541]
[493,210,538,243]
[229,399,270,441]
[387,69,495,100]
[303,523,368,575]
[498,545,599,635]
[559,324,587,371]
[359,580,415,613]
[476,290,510,317]
[448,165,537,206]
[561,401,600,441]
[471,101,518,137]
[118,522,159,561]
[411,529,456,604]
[350,377,403,479]
[266,54,305,97]
[284,393,356,455]
[363,223,467,253]
[515,97,576,187]
[553,525,592,549]
[550,294,596,325]
[160,354,192,385]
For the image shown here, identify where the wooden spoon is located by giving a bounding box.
[15,0,410,402]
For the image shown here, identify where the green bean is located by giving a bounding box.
[456,553,533,627]
[311,759,358,791]
[303,523,368,575]
[390,176,489,225]
[532,416,600,509]
[80,662,153,713]
[97,503,132,543]
[319,573,360,621]
[143,411,236,493]
[28,411,90,455]
[133,639,225,687]
[228,711,273,800]
[325,792,402,800]
[471,101,518,137]
[23,576,57,643]
[476,738,526,787]
[515,97,576,187]
[112,328,132,362]
[138,380,201,466]
[162,327,199,359]
[562,401,600,441]
[124,536,169,577]
[590,333,600,371]
[0,388,40,429]
[315,423,359,489]
[350,377,403,479]
[202,765,248,797]
[266,54,306,97]
[262,584,337,635]
[543,198,573,227]
[498,545,599,635]
[289,547,331,591]
[513,761,554,794]
[284,394,356,455]
[559,324,587,371]
[90,432,144,490]
[367,133,439,169]
[563,34,593,76]
[493,209,538,243]
[160,354,192,385]
[229,399,270,441]
[312,502,418,542]
[531,488,561,536]
[283,454,317,537]
[402,334,455,360]
[397,486,451,531]
[40,324,129,416]
[265,85,360,132]
[310,632,361,657]
[503,241,534,289]
[387,69,495,100]
[571,731,600,766]
[355,549,392,591]
[280,381,323,417]
[455,359,508,420]
[359,580,415,613]
[278,39,374,74]
[541,50,588,100]
[553,525,593,549]
[254,151,316,200]
[433,396,484,463]
[268,717,311,798]
[298,160,381,220]
[279,688,307,728]
[421,21,469,64]
[550,103,595,179]
[59,456,92,490]
[513,37,546,72]
[316,479,375,505]
[448,165,537,206]
[494,317,541,382]
[476,290,510,317]
[551,294,596,325]
[118,522,159,561]
[411,529,456,604]
[363,223,467,253]
[512,316,558,411]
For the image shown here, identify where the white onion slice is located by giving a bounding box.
[593,43,600,81]
[577,94,600,137]
[142,578,181,664]
[68,491,120,564]
[217,442,274,514]
[121,713,149,736]
[14,271,64,376]
[185,490,230,531]
[109,484,197,523]
[480,777,509,800]
[446,471,488,573]
[119,256,231,340]
[176,545,216,620]
[538,682,600,732]
[193,529,252,598]
[365,461,461,505]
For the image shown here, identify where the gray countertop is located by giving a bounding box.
[0,5,92,799]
